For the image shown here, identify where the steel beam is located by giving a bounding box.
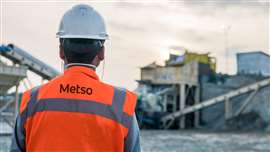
[234,88,259,116]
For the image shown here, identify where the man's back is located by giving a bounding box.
[12,66,139,152]
[11,4,141,152]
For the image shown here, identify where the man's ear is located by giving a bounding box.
[98,47,105,61]
[59,46,65,60]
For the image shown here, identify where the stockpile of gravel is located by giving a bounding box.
[243,85,270,131]
[200,75,270,131]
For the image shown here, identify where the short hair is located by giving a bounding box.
[59,38,104,64]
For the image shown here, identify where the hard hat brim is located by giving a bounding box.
[56,34,109,40]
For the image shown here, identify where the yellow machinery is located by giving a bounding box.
[184,50,216,71]
[168,50,217,72]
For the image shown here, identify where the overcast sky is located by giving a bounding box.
[1,0,269,90]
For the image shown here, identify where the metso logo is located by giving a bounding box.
[60,84,92,95]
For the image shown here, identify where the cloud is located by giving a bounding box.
[2,1,269,90]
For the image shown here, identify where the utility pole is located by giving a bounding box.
[224,25,231,74]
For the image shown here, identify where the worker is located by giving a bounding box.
[10,4,141,152]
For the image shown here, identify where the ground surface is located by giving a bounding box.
[1,130,270,152]
[140,130,270,152]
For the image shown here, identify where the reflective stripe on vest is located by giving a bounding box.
[20,86,40,136]
[20,86,133,131]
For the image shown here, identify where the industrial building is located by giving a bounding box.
[237,51,270,76]
[136,50,270,130]
[136,51,216,129]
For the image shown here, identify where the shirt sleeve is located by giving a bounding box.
[124,115,141,152]
[10,114,26,152]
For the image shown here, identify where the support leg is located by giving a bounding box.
[225,97,232,120]
[194,86,200,128]
[179,84,186,129]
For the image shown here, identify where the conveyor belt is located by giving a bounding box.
[162,77,270,123]
[0,44,60,80]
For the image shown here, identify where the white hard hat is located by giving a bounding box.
[56,4,108,40]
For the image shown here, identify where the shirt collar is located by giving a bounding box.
[64,65,100,81]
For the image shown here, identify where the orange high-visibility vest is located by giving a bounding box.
[18,66,137,151]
